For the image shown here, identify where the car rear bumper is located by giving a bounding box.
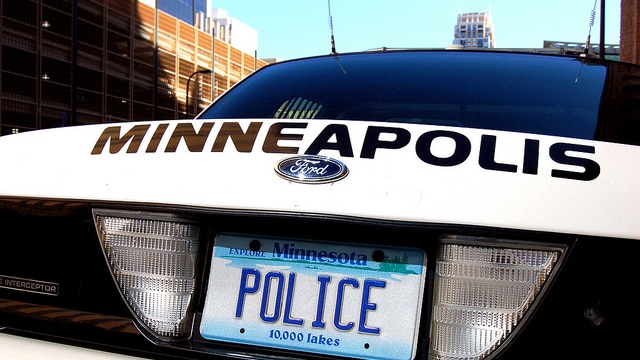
[0,331,148,360]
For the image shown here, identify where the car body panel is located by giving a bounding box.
[0,118,638,239]
[1,50,639,360]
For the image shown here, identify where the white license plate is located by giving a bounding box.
[200,233,427,359]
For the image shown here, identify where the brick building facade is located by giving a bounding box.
[621,0,640,63]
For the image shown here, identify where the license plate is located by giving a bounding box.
[200,233,427,359]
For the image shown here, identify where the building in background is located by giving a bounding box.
[0,0,267,135]
[453,11,496,48]
[621,0,640,64]
[157,0,207,28]
[209,8,258,56]
[543,40,620,61]
[156,0,260,55]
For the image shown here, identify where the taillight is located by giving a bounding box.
[429,235,566,360]
[93,209,202,341]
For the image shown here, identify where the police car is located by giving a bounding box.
[0,50,639,360]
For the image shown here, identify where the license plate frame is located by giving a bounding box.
[200,233,427,359]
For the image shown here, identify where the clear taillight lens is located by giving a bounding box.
[93,209,202,341]
[429,235,565,360]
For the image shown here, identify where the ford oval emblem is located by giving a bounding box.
[275,155,349,184]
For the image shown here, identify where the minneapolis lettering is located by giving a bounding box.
[91,121,601,181]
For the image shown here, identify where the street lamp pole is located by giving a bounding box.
[185,69,213,118]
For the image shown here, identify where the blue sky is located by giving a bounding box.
[210,0,621,61]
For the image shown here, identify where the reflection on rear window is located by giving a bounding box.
[274,97,324,119]
[200,51,606,140]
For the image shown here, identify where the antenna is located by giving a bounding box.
[584,0,597,55]
[328,0,337,54]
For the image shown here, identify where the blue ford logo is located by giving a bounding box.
[275,155,349,184]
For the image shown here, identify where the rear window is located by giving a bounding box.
[200,51,607,140]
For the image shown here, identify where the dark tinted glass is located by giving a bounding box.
[200,51,607,140]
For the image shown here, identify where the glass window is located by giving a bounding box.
[200,51,607,141]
